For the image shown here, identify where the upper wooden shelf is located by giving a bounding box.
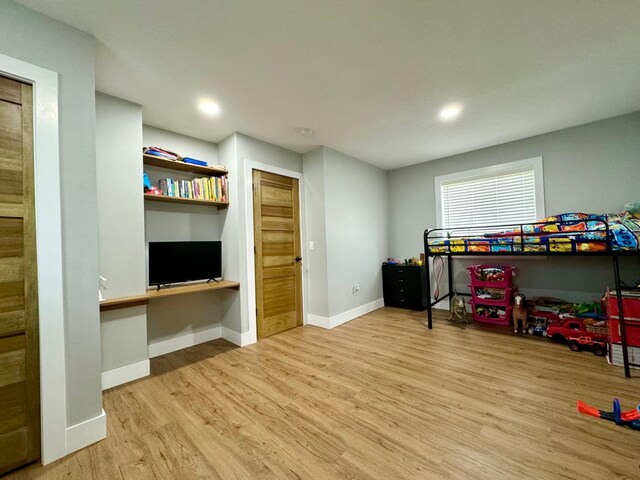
[100,280,240,312]
[143,154,228,176]
[143,193,229,209]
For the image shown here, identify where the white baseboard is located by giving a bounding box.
[65,409,106,456]
[308,298,384,329]
[307,314,331,329]
[222,327,253,347]
[101,359,150,391]
[148,325,222,358]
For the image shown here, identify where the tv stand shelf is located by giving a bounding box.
[99,280,240,312]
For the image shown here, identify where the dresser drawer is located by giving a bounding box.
[382,264,428,311]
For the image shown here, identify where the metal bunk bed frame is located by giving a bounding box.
[423,216,638,378]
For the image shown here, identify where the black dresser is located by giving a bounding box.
[382,264,429,311]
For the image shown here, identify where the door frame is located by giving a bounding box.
[0,53,67,464]
[244,160,308,344]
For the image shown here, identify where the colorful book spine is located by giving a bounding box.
[151,175,228,202]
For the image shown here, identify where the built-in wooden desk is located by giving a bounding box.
[99,280,240,312]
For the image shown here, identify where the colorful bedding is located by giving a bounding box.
[428,212,640,254]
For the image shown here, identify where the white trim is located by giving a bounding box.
[244,161,308,345]
[0,53,67,464]
[148,325,222,358]
[221,327,252,347]
[101,359,150,391]
[434,156,545,228]
[65,409,106,456]
[307,299,384,329]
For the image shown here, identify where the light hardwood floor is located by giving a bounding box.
[7,308,640,479]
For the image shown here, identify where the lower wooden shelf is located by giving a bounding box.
[99,280,240,312]
[144,193,229,209]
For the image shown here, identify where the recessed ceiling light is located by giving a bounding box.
[198,99,221,116]
[439,103,462,121]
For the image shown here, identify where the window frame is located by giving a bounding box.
[434,157,545,230]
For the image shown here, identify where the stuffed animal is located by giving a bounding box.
[624,202,640,218]
[513,294,528,333]
[449,293,470,324]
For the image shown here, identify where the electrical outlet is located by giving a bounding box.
[352,284,359,296]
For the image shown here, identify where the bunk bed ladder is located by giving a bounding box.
[612,255,632,378]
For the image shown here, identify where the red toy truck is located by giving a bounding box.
[546,318,608,356]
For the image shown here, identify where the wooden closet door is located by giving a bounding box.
[253,170,303,338]
[0,75,40,474]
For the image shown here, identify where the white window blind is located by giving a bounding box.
[440,166,540,234]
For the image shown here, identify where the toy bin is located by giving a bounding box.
[470,301,513,326]
[607,290,640,318]
[467,265,516,288]
[607,289,640,347]
[469,285,514,307]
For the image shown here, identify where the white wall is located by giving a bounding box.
[0,0,102,427]
[95,93,148,375]
[388,112,640,302]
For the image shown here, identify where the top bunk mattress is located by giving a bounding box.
[427,212,640,254]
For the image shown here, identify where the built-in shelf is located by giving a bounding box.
[143,153,228,176]
[143,193,229,209]
[100,280,240,312]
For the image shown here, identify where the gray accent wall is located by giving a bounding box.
[302,147,389,318]
[389,112,640,302]
[302,148,330,318]
[96,93,147,373]
[0,0,102,426]
[323,148,389,316]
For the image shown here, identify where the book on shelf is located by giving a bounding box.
[183,157,208,167]
[155,175,228,202]
[143,146,181,161]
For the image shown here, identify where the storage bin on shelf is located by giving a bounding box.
[467,264,516,289]
[469,285,515,307]
[470,301,513,326]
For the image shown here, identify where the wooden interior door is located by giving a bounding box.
[253,170,302,338]
[0,75,40,474]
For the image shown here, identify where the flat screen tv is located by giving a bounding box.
[149,241,222,286]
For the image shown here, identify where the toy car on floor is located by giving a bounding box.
[568,336,607,356]
[526,316,548,336]
[546,317,608,355]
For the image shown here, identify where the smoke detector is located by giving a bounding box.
[298,128,313,137]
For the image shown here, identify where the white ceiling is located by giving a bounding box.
[17,0,640,169]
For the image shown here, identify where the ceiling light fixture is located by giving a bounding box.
[438,103,462,121]
[298,128,313,137]
[198,99,221,116]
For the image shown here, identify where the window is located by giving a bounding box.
[435,157,545,233]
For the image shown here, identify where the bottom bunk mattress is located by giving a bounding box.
[428,212,640,254]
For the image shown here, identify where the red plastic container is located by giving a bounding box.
[467,265,516,289]
[607,290,640,319]
[608,318,640,347]
[469,285,514,307]
[607,290,640,347]
[470,301,513,326]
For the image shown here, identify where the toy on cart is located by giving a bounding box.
[577,399,640,430]
[546,317,608,356]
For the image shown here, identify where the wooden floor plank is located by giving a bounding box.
[7,307,640,479]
